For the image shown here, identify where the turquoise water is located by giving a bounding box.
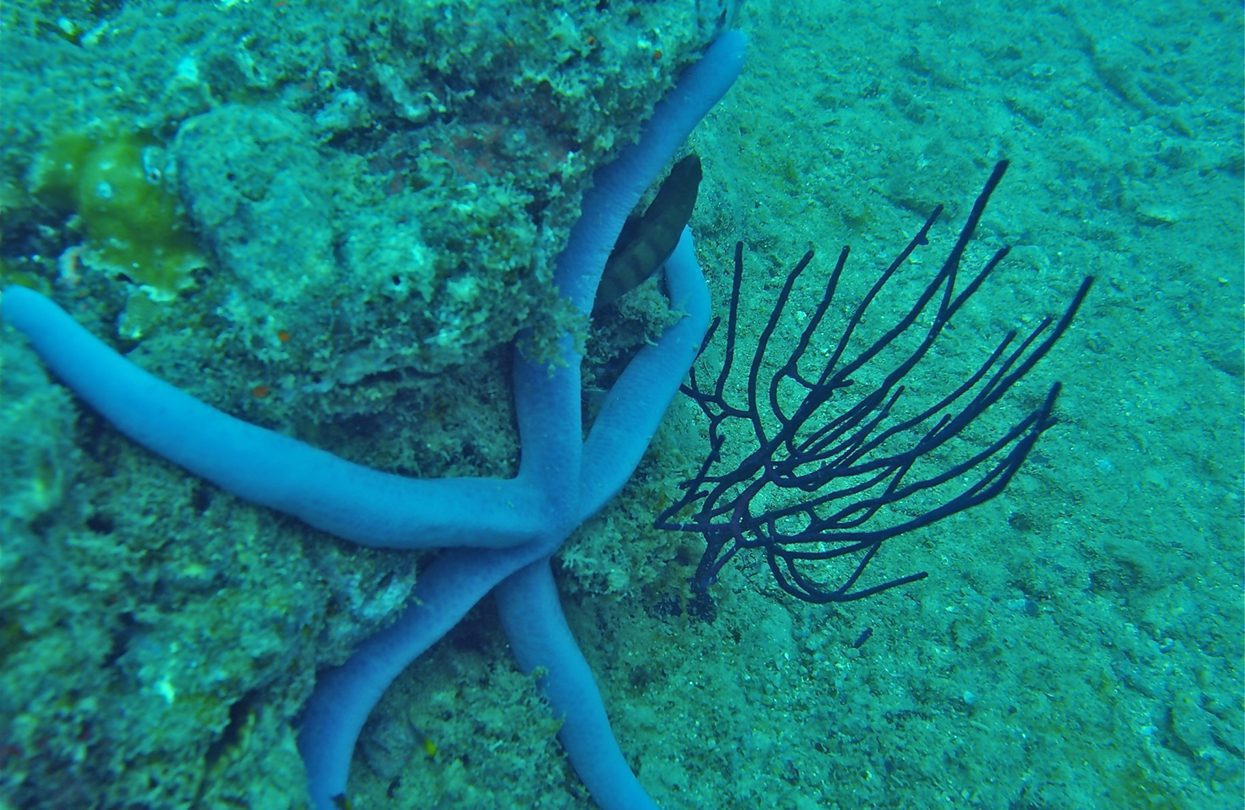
[1,1,1240,808]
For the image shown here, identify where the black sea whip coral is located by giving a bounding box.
[657,161,1092,612]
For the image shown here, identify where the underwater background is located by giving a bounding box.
[0,1,1241,808]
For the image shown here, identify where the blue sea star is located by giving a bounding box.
[1,31,746,809]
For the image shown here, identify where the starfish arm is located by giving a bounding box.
[579,228,711,518]
[554,30,746,316]
[496,560,659,810]
[512,332,585,533]
[297,542,553,809]
[0,286,544,550]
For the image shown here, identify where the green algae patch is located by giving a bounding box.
[31,129,205,299]
[0,262,52,295]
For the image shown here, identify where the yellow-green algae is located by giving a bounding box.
[31,128,204,299]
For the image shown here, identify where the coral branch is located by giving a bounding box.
[658,161,1093,609]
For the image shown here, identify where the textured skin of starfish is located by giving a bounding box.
[0,31,747,810]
